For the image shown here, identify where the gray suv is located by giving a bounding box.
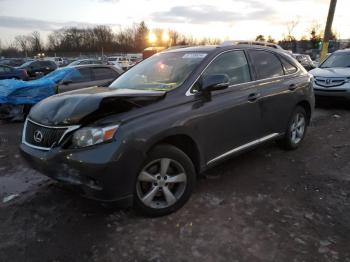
[21,44,315,216]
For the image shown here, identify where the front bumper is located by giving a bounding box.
[20,140,145,206]
[313,82,350,98]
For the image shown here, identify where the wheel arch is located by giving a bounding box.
[147,134,202,174]
[296,100,312,124]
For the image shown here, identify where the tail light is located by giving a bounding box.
[21,69,28,79]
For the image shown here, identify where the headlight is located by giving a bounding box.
[72,125,119,148]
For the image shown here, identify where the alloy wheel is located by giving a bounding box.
[136,158,187,209]
[290,113,306,144]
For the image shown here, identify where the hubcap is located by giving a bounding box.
[290,113,305,144]
[136,158,187,209]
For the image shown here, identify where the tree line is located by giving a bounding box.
[0,20,346,58]
[0,21,221,57]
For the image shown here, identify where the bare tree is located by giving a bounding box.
[14,35,31,57]
[286,19,299,41]
[29,31,43,54]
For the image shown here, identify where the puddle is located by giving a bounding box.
[0,166,48,201]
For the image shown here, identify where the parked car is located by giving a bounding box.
[0,58,27,67]
[0,65,28,80]
[20,45,314,216]
[44,57,64,67]
[292,54,315,71]
[309,49,350,99]
[68,59,104,66]
[0,65,121,120]
[18,60,57,78]
[107,56,131,70]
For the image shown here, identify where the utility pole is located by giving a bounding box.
[320,0,337,61]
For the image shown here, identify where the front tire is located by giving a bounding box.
[278,106,308,150]
[134,144,196,216]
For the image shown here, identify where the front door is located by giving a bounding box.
[190,50,264,164]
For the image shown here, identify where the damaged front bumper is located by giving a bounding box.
[20,140,145,206]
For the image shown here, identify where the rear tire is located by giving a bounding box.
[134,144,196,217]
[277,106,308,150]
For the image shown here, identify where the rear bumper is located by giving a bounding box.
[20,140,145,206]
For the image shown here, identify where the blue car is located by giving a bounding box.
[0,65,29,80]
[0,65,121,120]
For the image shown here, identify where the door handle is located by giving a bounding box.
[248,93,260,102]
[289,83,297,91]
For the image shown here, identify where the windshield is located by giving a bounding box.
[320,52,350,68]
[41,67,74,82]
[109,52,208,91]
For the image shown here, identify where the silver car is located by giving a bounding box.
[309,49,350,99]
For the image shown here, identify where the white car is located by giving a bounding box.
[44,57,64,67]
[309,49,350,99]
[108,56,131,70]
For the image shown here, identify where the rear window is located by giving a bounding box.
[249,50,284,79]
[281,58,298,74]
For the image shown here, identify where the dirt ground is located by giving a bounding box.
[0,101,350,262]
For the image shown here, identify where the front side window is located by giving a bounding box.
[249,50,284,79]
[202,51,251,86]
[109,52,207,91]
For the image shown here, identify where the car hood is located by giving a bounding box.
[29,87,166,126]
[309,67,350,78]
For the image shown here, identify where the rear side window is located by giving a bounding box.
[203,51,252,86]
[281,58,298,74]
[249,50,284,79]
[68,68,92,83]
[93,67,119,80]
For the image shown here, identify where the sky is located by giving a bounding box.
[0,0,349,46]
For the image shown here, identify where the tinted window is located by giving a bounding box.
[0,66,11,73]
[40,61,55,68]
[93,67,118,80]
[67,68,92,83]
[281,58,298,74]
[203,51,251,86]
[249,50,284,79]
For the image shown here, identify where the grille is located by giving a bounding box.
[24,120,69,149]
[315,77,346,88]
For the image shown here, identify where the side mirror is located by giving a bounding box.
[201,74,230,93]
[61,79,73,85]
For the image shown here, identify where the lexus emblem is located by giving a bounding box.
[33,130,43,143]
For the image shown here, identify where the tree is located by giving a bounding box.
[286,20,299,41]
[134,21,149,51]
[255,35,266,42]
[309,23,322,49]
[29,31,43,54]
[267,35,276,43]
[15,35,31,57]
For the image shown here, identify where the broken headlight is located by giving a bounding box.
[72,125,119,148]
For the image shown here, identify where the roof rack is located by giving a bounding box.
[219,40,283,50]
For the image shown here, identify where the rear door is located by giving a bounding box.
[191,50,264,164]
[57,67,94,92]
[246,49,299,135]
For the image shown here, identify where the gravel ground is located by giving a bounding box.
[0,101,350,262]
